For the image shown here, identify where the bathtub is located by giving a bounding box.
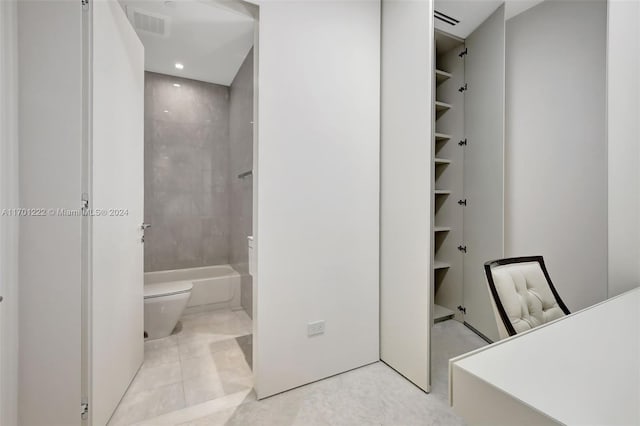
[144,265,242,315]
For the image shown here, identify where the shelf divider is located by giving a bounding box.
[435,101,452,113]
[436,69,452,86]
[433,303,455,322]
[433,260,451,270]
[435,132,451,142]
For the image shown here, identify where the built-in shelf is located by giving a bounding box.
[435,101,452,113]
[433,260,451,270]
[435,69,452,86]
[433,31,463,329]
[435,132,451,142]
[434,303,455,323]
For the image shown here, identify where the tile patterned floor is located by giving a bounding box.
[109,313,486,426]
[108,309,253,426]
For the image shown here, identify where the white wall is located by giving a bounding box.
[380,0,433,391]
[607,0,640,297]
[505,0,608,311]
[18,1,83,424]
[0,1,19,424]
[253,0,380,398]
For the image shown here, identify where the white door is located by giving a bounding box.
[90,1,144,424]
[462,4,504,343]
[380,0,433,393]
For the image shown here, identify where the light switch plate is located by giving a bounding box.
[307,320,325,336]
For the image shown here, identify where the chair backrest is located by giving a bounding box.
[484,256,570,340]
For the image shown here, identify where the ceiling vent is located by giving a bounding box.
[434,10,460,26]
[127,7,171,37]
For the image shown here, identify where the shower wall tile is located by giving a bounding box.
[144,72,230,272]
[229,49,254,317]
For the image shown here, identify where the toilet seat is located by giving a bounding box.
[144,280,193,299]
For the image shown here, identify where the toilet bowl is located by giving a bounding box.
[144,280,193,340]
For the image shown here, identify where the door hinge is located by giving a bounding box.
[458,47,468,58]
[81,402,89,420]
[457,245,467,253]
[81,193,89,214]
[458,83,468,93]
[458,138,467,146]
[457,305,467,314]
[458,199,467,206]
[141,222,151,244]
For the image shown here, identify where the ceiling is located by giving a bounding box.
[434,0,546,38]
[119,0,254,86]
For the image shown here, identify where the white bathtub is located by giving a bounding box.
[144,265,241,314]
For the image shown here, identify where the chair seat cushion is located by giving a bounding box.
[491,261,566,334]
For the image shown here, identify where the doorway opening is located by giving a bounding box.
[430,1,507,395]
[106,0,258,423]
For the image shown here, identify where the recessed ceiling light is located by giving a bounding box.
[174,62,184,70]
[164,1,176,7]
[173,83,181,88]
[163,110,169,113]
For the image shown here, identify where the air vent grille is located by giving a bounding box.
[128,8,170,37]
[434,10,460,26]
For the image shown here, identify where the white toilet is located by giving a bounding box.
[144,281,193,340]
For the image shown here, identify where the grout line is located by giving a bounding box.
[179,356,188,410]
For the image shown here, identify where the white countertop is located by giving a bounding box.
[451,288,640,425]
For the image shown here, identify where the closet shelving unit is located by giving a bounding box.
[433,68,455,322]
[430,11,505,341]
[432,30,466,324]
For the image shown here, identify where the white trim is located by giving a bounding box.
[0,1,19,424]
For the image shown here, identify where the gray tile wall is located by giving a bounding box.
[229,49,254,317]
[144,72,230,272]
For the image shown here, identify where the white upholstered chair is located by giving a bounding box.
[484,256,570,340]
